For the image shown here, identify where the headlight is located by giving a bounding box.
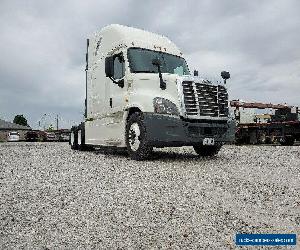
[153,97,179,116]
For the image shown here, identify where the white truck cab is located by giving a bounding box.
[70,24,235,160]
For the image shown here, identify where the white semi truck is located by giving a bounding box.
[70,24,235,160]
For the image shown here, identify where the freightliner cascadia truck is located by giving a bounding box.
[70,24,235,160]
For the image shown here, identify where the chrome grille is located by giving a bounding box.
[182,81,198,115]
[182,81,228,117]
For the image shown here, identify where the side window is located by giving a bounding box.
[113,53,125,79]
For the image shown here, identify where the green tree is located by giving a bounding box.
[13,114,28,126]
[47,124,54,131]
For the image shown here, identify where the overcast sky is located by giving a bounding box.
[1,0,299,128]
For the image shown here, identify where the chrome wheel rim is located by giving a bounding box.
[70,132,74,145]
[129,123,141,151]
[78,130,81,145]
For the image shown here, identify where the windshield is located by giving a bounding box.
[127,48,190,76]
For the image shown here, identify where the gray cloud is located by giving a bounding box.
[0,0,299,128]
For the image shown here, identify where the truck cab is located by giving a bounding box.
[70,24,235,160]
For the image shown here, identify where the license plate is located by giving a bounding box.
[203,138,215,145]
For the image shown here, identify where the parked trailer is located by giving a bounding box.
[70,24,235,160]
[231,100,300,145]
[235,120,300,145]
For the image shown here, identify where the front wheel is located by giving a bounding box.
[126,113,153,160]
[193,144,222,157]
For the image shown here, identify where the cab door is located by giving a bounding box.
[109,52,126,113]
[104,52,127,145]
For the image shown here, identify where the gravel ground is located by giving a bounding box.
[0,142,299,249]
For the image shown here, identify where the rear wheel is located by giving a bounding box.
[77,125,92,151]
[193,144,222,157]
[126,113,153,160]
[280,136,295,146]
[77,129,82,146]
[258,132,266,144]
[70,128,78,150]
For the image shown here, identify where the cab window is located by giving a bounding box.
[113,53,125,79]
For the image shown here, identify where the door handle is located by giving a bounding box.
[110,98,112,108]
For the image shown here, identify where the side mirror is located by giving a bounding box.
[194,70,198,76]
[152,58,162,66]
[105,56,114,78]
[221,71,230,84]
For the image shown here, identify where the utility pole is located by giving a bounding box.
[38,113,47,131]
[56,114,59,130]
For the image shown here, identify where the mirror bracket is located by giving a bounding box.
[117,79,124,88]
[109,76,124,88]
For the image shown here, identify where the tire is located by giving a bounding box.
[258,132,266,144]
[77,124,93,151]
[193,144,222,157]
[269,134,276,144]
[125,113,153,160]
[280,136,295,146]
[265,137,272,144]
[77,129,83,150]
[70,128,78,150]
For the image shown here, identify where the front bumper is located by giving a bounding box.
[7,137,20,142]
[143,113,235,147]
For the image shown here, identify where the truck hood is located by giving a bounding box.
[128,73,224,114]
[163,74,218,85]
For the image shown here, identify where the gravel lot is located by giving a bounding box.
[0,142,299,249]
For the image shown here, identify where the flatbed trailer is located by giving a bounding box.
[236,119,300,145]
[231,100,300,145]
